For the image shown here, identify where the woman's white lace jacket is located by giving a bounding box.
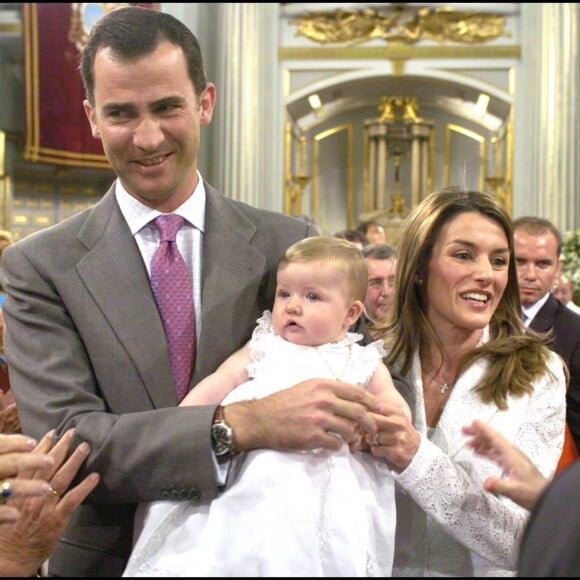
[391,328,566,576]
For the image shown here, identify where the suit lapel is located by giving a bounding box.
[193,187,267,383]
[72,186,275,402]
[75,190,177,408]
[530,295,558,332]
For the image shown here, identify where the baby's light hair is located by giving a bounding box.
[279,236,368,302]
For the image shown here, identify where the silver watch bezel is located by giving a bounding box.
[211,419,234,457]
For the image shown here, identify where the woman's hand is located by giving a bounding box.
[365,401,421,471]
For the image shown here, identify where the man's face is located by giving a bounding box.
[83,41,215,212]
[514,228,562,307]
[364,257,397,322]
[553,277,574,305]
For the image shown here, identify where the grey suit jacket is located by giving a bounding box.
[2,183,317,576]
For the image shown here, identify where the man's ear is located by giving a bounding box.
[198,82,216,127]
[83,99,100,138]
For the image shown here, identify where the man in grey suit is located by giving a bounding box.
[1,7,385,576]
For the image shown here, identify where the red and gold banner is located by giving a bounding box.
[23,3,157,169]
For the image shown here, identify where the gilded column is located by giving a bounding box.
[410,131,421,208]
[376,129,388,211]
[366,125,378,211]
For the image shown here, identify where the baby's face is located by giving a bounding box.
[272,261,358,346]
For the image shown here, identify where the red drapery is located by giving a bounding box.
[23,3,157,169]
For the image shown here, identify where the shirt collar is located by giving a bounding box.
[522,292,550,324]
[115,173,206,235]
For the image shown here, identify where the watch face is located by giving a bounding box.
[212,423,233,456]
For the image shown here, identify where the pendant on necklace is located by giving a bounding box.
[439,382,450,394]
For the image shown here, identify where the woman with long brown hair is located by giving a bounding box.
[369,187,566,576]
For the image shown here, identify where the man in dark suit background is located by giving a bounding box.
[514,216,580,453]
[1,7,387,576]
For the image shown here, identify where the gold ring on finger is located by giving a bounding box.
[48,486,59,499]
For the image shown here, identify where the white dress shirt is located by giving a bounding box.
[115,175,205,342]
[522,292,550,327]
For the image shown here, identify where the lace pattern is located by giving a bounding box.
[392,337,567,577]
[246,310,383,386]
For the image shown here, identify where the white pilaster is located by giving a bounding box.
[514,3,578,229]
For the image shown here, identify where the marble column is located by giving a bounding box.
[165,3,284,211]
[514,3,578,229]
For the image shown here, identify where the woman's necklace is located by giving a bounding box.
[315,343,353,381]
[439,382,452,394]
[423,370,455,395]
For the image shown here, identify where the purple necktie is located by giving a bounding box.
[150,215,195,402]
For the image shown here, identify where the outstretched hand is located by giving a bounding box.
[462,419,548,510]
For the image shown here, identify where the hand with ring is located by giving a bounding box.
[365,400,421,472]
[0,428,100,577]
[0,433,56,520]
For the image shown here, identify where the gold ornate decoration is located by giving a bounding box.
[290,6,509,46]
[68,3,129,53]
[285,174,310,216]
[387,147,409,219]
[379,96,420,122]
[485,176,507,207]
[285,134,311,216]
[387,192,408,218]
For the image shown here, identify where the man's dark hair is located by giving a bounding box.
[356,220,382,236]
[334,228,368,246]
[80,6,207,105]
[362,243,397,260]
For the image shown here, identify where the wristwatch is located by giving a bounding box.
[211,405,236,459]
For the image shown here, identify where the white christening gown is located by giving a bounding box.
[123,312,396,577]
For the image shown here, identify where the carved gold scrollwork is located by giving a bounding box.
[379,96,420,123]
[285,175,310,217]
[290,6,509,46]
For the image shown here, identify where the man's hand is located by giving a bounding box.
[224,378,380,453]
